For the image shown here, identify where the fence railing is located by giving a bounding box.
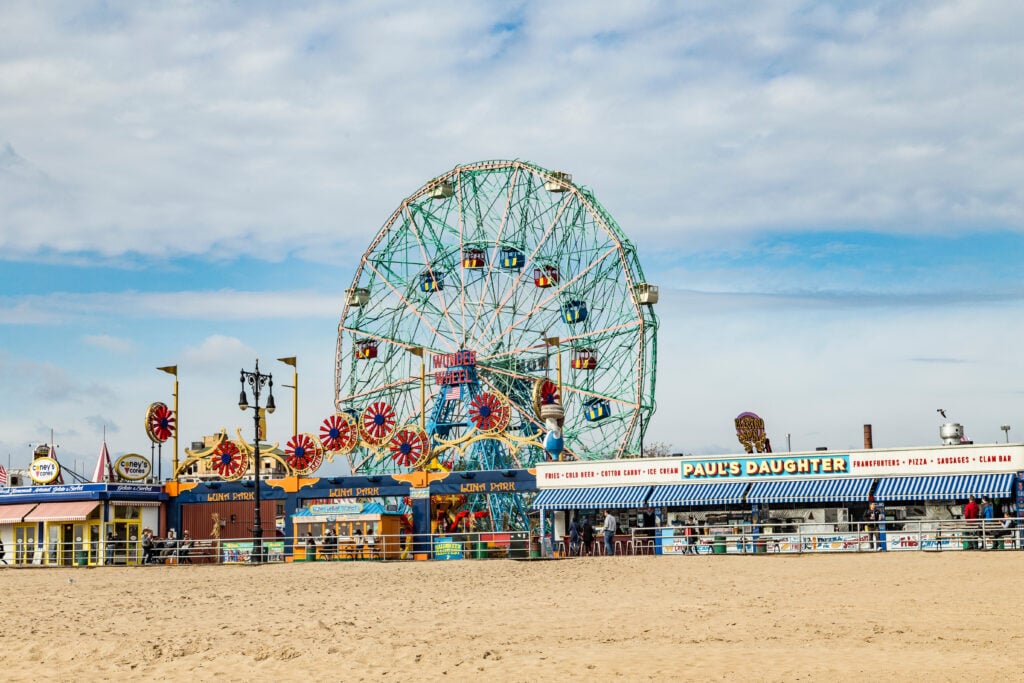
[3,518,1019,567]
[635,517,1021,555]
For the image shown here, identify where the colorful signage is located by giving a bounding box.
[28,457,61,484]
[536,445,1024,489]
[433,349,476,385]
[221,541,285,563]
[0,483,162,498]
[308,503,363,515]
[681,455,849,480]
[114,453,152,481]
[433,536,464,560]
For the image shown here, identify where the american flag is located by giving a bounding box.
[444,385,461,401]
[0,464,7,486]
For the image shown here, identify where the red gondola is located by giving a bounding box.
[534,265,559,288]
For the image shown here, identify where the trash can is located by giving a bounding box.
[529,539,541,558]
[474,541,487,559]
[713,535,727,555]
[754,539,767,554]
[75,551,88,567]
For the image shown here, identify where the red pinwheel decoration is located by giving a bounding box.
[388,426,430,468]
[210,440,247,480]
[532,379,561,419]
[285,433,324,474]
[469,391,510,432]
[145,402,176,443]
[320,412,358,453]
[361,401,397,445]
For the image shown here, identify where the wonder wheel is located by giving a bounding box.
[335,160,658,527]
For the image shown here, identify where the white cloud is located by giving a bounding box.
[0,2,1022,262]
[181,335,255,369]
[82,334,136,354]
[0,290,340,325]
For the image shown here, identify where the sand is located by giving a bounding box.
[1,553,1021,682]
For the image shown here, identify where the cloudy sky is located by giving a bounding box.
[2,1,1023,477]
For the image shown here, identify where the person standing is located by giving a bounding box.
[685,515,698,555]
[603,509,617,556]
[568,517,581,557]
[304,530,317,561]
[178,531,194,564]
[863,503,882,551]
[581,516,594,556]
[980,497,994,548]
[105,529,119,566]
[963,496,980,549]
[323,529,337,561]
[353,529,365,560]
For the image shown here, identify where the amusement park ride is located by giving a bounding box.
[172,160,659,533]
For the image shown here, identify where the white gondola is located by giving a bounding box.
[635,283,659,305]
[544,171,572,193]
[345,287,370,307]
[430,181,454,199]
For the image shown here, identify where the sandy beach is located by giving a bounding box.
[2,553,1021,682]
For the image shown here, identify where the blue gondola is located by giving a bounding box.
[584,398,611,422]
[419,272,443,292]
[500,247,524,270]
[562,300,588,324]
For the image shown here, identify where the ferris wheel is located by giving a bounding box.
[335,160,658,477]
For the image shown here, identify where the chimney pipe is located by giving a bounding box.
[863,424,873,449]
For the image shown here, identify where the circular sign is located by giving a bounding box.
[29,457,61,484]
[114,453,152,481]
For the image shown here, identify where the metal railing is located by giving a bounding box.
[2,519,1018,567]
[637,517,1020,555]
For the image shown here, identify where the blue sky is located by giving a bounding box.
[2,1,1023,476]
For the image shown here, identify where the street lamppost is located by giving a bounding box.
[1001,425,1011,443]
[156,365,179,481]
[239,360,275,564]
[277,357,298,437]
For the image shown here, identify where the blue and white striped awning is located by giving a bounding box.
[647,482,749,507]
[531,486,652,510]
[747,477,874,504]
[874,473,1015,502]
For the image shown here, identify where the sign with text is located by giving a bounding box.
[28,457,61,484]
[536,446,1024,489]
[433,537,464,560]
[114,454,151,481]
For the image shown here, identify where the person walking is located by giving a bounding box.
[568,517,581,557]
[581,516,594,556]
[603,509,617,556]
[0,536,7,565]
[141,529,155,565]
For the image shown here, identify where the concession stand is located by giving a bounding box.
[533,440,1024,554]
[0,482,165,566]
